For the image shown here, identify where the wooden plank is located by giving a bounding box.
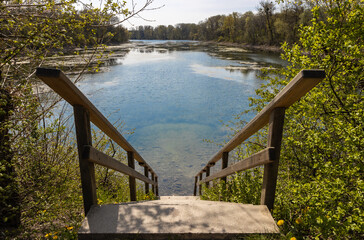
[260,108,285,210]
[35,68,157,176]
[128,151,136,201]
[83,146,156,185]
[196,69,325,176]
[74,105,97,215]
[78,200,280,238]
[199,148,275,184]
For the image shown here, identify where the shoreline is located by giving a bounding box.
[129,39,283,54]
[32,40,283,94]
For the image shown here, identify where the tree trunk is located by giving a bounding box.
[0,71,20,228]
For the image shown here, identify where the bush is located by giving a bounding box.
[202,1,364,238]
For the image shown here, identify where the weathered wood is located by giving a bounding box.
[151,173,155,194]
[205,166,210,188]
[144,166,149,194]
[221,152,229,182]
[196,70,325,176]
[199,173,203,196]
[36,68,157,176]
[155,176,159,196]
[199,148,275,184]
[74,105,97,215]
[260,108,285,211]
[128,151,136,201]
[78,197,280,238]
[83,146,155,185]
[193,176,198,196]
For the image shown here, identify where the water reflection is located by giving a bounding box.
[117,49,176,65]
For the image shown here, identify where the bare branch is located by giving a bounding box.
[92,0,164,27]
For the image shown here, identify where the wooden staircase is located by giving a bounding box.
[78,196,279,240]
[36,69,325,240]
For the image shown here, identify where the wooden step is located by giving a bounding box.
[78,196,279,240]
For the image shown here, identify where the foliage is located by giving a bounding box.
[3,114,83,239]
[201,169,263,204]
[202,0,363,239]
[1,110,155,239]
[0,0,156,238]
[0,87,20,228]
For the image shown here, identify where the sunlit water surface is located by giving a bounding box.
[74,40,285,195]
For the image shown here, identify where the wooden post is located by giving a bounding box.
[151,173,155,194]
[144,167,149,194]
[155,176,159,196]
[74,105,97,215]
[221,152,229,182]
[127,151,136,201]
[193,176,198,196]
[260,107,285,211]
[199,173,203,196]
[205,166,210,188]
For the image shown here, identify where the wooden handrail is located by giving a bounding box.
[36,68,159,214]
[83,146,157,185]
[194,70,325,210]
[36,68,157,175]
[195,70,325,177]
[199,147,274,184]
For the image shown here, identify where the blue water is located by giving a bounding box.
[75,41,284,195]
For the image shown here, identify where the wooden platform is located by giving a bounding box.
[78,196,279,240]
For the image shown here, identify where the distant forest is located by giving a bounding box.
[129,2,314,46]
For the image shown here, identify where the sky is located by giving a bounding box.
[122,0,262,28]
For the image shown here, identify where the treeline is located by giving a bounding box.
[130,1,313,45]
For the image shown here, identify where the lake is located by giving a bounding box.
[75,40,286,195]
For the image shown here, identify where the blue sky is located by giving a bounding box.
[123,0,262,28]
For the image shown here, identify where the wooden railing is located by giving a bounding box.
[194,70,325,210]
[36,68,158,215]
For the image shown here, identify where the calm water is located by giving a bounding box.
[75,40,285,195]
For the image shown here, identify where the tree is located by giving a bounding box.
[274,1,308,44]
[221,14,237,42]
[258,1,276,45]
[155,25,167,39]
[247,0,363,237]
[244,11,264,44]
[0,72,19,228]
[206,15,223,40]
[0,0,155,233]
[203,0,363,238]
[167,25,175,40]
